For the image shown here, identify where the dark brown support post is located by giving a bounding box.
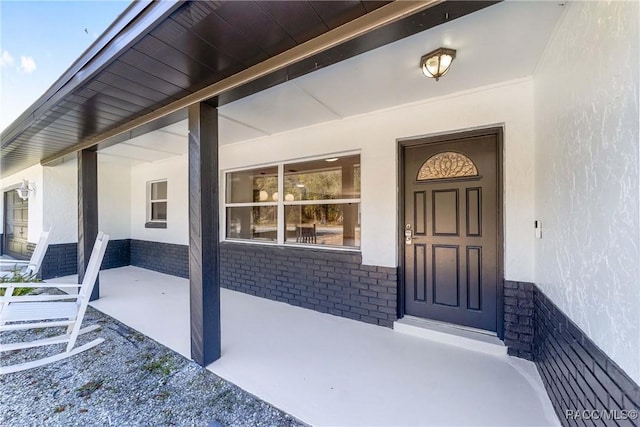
[78,148,99,301]
[188,102,221,366]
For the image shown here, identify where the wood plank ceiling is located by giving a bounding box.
[0,0,497,178]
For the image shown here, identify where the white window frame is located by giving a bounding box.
[147,179,168,224]
[223,152,361,251]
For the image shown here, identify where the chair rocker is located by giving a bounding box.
[0,229,51,280]
[0,232,109,374]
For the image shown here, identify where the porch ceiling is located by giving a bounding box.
[100,0,564,163]
[1,0,498,177]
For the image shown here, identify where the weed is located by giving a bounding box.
[142,354,173,375]
[154,390,170,400]
[76,379,104,398]
[132,332,146,342]
[53,406,66,413]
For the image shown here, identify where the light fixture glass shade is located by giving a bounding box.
[16,180,32,200]
[420,48,456,81]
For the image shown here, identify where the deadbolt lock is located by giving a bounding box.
[405,224,412,245]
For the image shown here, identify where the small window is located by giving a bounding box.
[146,180,167,228]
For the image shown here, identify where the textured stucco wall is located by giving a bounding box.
[221,78,536,279]
[41,157,132,244]
[0,163,44,243]
[534,1,640,383]
[98,159,131,240]
[43,160,77,244]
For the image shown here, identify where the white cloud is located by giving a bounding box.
[0,50,14,68]
[19,56,36,73]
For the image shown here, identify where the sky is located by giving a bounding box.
[0,0,130,133]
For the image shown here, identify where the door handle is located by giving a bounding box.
[405,224,412,245]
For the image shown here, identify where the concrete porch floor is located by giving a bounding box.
[50,266,559,427]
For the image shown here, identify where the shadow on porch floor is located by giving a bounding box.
[50,266,559,427]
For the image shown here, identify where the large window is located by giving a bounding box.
[224,155,360,249]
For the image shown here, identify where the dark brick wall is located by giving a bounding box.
[102,239,131,270]
[40,239,132,279]
[130,239,189,278]
[220,242,398,327]
[41,243,77,279]
[26,242,36,258]
[503,280,535,360]
[534,287,640,426]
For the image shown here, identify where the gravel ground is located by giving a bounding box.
[0,289,306,427]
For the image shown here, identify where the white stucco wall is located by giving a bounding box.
[40,157,132,243]
[43,160,77,244]
[98,159,132,240]
[220,78,536,279]
[129,154,189,245]
[534,1,640,383]
[0,163,44,243]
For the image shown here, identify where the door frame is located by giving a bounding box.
[396,126,505,339]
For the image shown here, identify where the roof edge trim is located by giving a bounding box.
[1,0,184,146]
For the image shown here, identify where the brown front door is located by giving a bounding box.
[3,190,29,259]
[402,133,499,332]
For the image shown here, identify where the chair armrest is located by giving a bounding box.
[0,260,30,265]
[0,294,79,303]
[0,282,81,288]
[38,283,82,288]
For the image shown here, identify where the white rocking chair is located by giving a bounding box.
[0,229,51,280]
[0,232,109,374]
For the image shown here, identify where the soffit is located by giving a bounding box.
[124,0,562,155]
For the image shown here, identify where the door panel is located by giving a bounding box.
[403,134,498,332]
[466,188,481,236]
[413,244,427,302]
[466,246,482,310]
[413,191,426,235]
[432,245,459,307]
[432,190,458,235]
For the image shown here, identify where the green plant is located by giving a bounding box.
[132,331,146,342]
[0,267,40,296]
[142,354,173,375]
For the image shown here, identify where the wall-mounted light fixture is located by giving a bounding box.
[420,47,456,81]
[16,179,35,201]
